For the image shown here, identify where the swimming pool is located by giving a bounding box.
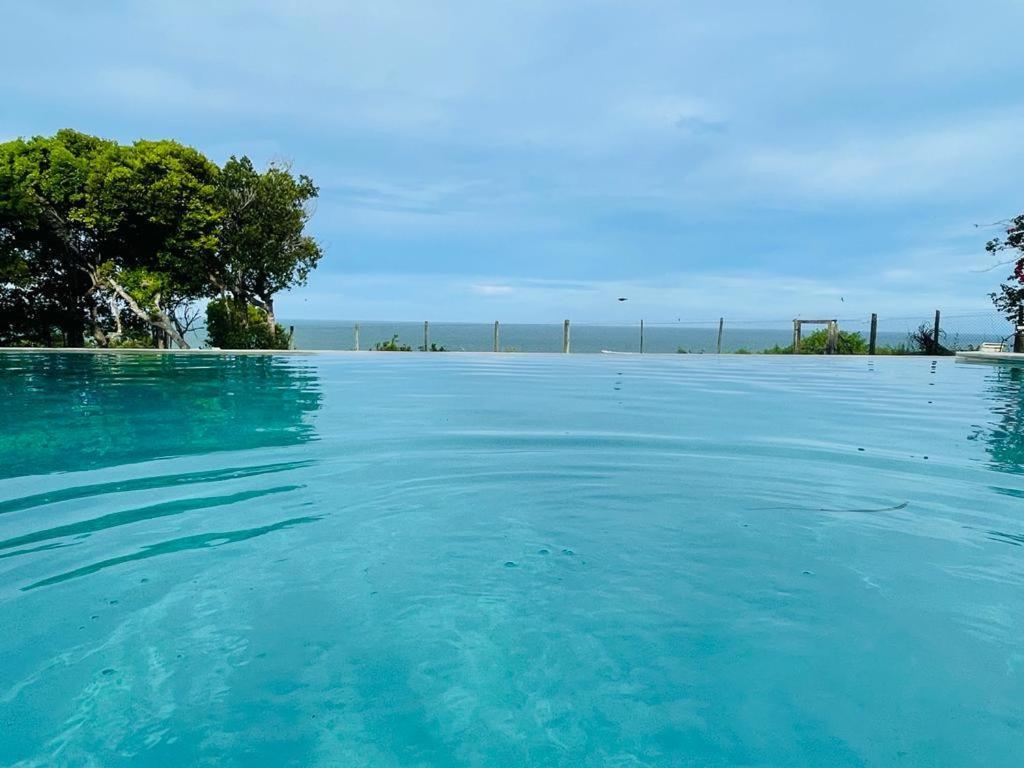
[1,352,1021,766]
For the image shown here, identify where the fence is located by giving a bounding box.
[269,309,1022,354]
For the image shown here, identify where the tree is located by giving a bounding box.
[988,213,1024,321]
[74,137,222,348]
[0,130,222,348]
[205,298,290,350]
[0,130,111,345]
[206,156,322,343]
[1,132,324,349]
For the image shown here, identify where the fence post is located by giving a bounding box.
[716,317,724,354]
[640,319,644,354]
[354,323,360,351]
[932,310,941,355]
[868,313,877,355]
[827,321,838,354]
[424,320,429,352]
[494,321,500,352]
[563,319,571,353]
[1016,307,1024,353]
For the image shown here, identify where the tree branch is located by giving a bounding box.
[105,277,189,349]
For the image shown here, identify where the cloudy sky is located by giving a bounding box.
[3,1,1022,323]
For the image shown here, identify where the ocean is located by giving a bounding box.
[278,320,955,354]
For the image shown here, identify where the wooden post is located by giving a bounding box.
[493,321,500,352]
[563,319,571,353]
[793,320,801,354]
[932,310,941,355]
[868,313,877,355]
[716,317,724,354]
[354,323,360,351]
[827,321,838,355]
[1016,307,1024,354]
[640,319,644,354]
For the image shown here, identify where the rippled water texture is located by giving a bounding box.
[1,352,1023,767]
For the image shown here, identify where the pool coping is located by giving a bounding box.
[0,347,749,357]
[0,346,977,359]
[955,350,1024,364]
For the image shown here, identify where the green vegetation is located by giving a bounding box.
[0,129,322,349]
[988,212,1024,321]
[373,335,412,351]
[764,328,868,355]
[206,299,290,350]
[370,336,447,352]
[907,323,953,356]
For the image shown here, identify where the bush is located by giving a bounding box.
[373,334,412,351]
[108,336,158,349]
[766,328,868,355]
[908,323,953,355]
[206,299,291,349]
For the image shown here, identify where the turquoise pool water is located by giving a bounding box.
[1,353,1022,767]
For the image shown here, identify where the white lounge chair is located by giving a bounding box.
[979,342,1006,353]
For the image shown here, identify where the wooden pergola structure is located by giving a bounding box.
[793,319,839,354]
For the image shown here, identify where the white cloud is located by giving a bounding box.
[740,110,1024,201]
[470,284,515,296]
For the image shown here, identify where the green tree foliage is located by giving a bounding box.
[0,130,110,345]
[206,299,290,349]
[988,214,1024,320]
[210,156,322,332]
[0,131,322,349]
[0,130,221,347]
[765,328,868,354]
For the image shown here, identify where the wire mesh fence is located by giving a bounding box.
[262,309,1020,354]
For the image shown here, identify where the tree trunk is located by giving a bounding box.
[106,277,190,349]
[264,297,276,330]
[89,305,108,347]
[60,317,86,348]
[60,270,88,347]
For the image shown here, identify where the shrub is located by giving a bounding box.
[767,328,868,354]
[206,299,290,349]
[908,323,953,355]
[373,334,412,351]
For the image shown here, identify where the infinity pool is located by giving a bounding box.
[1,353,1022,766]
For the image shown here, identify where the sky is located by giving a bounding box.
[2,0,1023,325]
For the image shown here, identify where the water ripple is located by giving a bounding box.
[22,515,322,591]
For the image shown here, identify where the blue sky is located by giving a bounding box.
[3,1,1023,324]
